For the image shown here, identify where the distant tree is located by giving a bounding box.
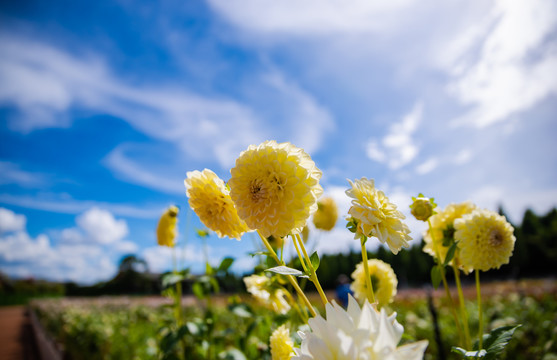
[118,254,149,274]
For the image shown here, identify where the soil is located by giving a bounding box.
[0,306,40,360]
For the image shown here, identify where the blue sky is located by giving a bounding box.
[1,0,556,284]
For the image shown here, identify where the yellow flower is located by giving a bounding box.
[270,325,294,360]
[410,194,436,221]
[184,169,250,240]
[229,141,323,238]
[346,178,411,254]
[157,205,179,247]
[423,201,476,269]
[455,209,516,271]
[351,259,397,308]
[243,274,291,314]
[312,196,338,231]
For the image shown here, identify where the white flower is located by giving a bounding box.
[292,295,428,360]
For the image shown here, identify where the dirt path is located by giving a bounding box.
[0,306,39,360]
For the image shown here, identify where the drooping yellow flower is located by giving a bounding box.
[229,141,323,238]
[455,209,516,271]
[157,205,179,247]
[346,178,411,254]
[351,259,397,308]
[184,169,250,240]
[312,196,338,231]
[243,274,291,314]
[423,201,476,270]
[270,325,294,360]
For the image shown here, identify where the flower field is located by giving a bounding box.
[30,278,557,360]
[17,140,557,359]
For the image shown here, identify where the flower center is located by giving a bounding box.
[488,229,503,247]
[250,179,267,202]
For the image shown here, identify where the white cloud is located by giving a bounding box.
[0,208,137,283]
[112,240,139,254]
[262,72,335,155]
[104,146,185,195]
[0,162,47,187]
[0,34,263,169]
[76,207,128,245]
[415,158,439,175]
[447,0,557,127]
[469,185,557,223]
[208,0,417,35]
[366,102,422,169]
[0,192,162,219]
[0,207,26,233]
[453,149,473,165]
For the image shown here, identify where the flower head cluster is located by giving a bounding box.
[346,178,411,254]
[313,196,338,231]
[243,274,291,314]
[270,325,294,360]
[410,194,436,221]
[423,201,476,270]
[157,205,179,247]
[455,209,516,271]
[229,141,323,238]
[184,169,250,240]
[351,259,397,308]
[292,295,428,360]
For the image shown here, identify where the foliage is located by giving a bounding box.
[30,279,557,360]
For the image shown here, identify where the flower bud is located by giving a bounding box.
[410,194,436,221]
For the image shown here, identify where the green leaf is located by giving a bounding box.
[206,262,214,275]
[346,218,358,233]
[452,347,487,358]
[249,251,270,257]
[162,273,185,288]
[209,276,220,293]
[192,282,206,299]
[482,325,522,359]
[196,228,210,238]
[218,257,234,273]
[431,266,442,290]
[443,241,458,267]
[310,251,320,271]
[266,265,305,277]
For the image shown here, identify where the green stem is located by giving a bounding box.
[360,237,376,304]
[427,219,465,346]
[292,235,309,274]
[453,263,471,349]
[296,234,328,306]
[257,231,317,318]
[172,247,185,360]
[476,269,484,350]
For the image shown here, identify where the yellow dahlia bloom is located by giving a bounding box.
[270,325,294,360]
[351,259,397,308]
[455,209,516,271]
[346,178,411,254]
[312,196,338,231]
[423,201,476,269]
[184,169,250,240]
[157,205,179,247]
[243,274,291,314]
[229,141,323,238]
